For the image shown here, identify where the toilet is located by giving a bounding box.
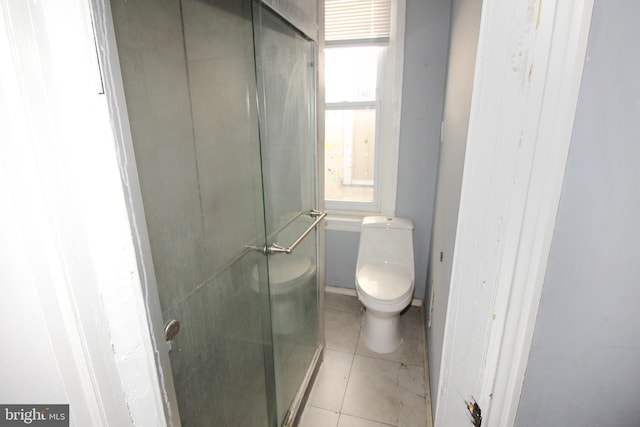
[251,254,316,335]
[356,216,414,353]
[252,215,318,335]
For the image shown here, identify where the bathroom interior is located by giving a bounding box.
[106,0,461,425]
[7,0,640,426]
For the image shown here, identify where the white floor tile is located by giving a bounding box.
[397,364,426,398]
[325,308,361,354]
[303,293,432,427]
[299,405,340,427]
[337,413,395,427]
[342,356,428,426]
[307,350,354,411]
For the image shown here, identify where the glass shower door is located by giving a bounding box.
[254,6,321,425]
[110,0,277,425]
[110,0,321,424]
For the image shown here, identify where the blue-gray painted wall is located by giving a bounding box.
[515,1,640,425]
[396,0,451,300]
[324,0,451,300]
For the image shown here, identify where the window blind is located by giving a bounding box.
[325,0,391,43]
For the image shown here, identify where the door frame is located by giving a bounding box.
[1,0,175,425]
[90,0,181,425]
[434,0,594,426]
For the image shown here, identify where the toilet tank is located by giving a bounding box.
[356,216,414,276]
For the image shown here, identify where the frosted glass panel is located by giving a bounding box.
[255,8,319,425]
[258,18,315,231]
[110,0,275,425]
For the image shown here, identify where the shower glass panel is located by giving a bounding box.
[254,6,319,425]
[110,0,277,425]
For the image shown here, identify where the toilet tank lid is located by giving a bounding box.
[362,216,413,230]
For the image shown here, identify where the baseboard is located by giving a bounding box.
[325,285,423,307]
[325,285,357,297]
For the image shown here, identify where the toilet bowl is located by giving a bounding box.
[355,216,414,353]
[252,254,315,335]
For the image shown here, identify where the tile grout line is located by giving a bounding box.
[335,363,355,424]
[336,307,362,424]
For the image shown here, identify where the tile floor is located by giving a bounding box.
[299,292,433,427]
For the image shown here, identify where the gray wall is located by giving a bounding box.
[425,0,482,406]
[396,0,451,299]
[324,0,451,300]
[515,1,640,425]
[325,229,359,287]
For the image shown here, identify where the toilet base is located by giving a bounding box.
[361,308,402,353]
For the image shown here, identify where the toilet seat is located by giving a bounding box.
[251,255,314,295]
[356,262,413,304]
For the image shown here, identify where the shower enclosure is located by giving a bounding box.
[107,0,322,425]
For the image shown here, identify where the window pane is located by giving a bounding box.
[325,46,380,103]
[325,109,376,203]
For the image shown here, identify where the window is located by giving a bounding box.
[325,45,382,204]
[323,0,404,216]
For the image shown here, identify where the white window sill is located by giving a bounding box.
[325,214,364,232]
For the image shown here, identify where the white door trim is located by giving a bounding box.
[486,1,595,425]
[434,0,594,425]
[90,0,181,425]
[1,1,173,425]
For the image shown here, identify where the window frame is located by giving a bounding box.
[324,44,384,212]
[322,0,406,222]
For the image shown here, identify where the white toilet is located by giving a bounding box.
[252,254,315,335]
[356,216,414,353]
[251,254,316,335]
[251,215,318,335]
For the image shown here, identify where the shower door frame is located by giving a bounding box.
[265,0,326,352]
[252,2,326,425]
[90,0,325,425]
[257,0,327,360]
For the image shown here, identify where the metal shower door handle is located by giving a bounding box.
[164,319,180,341]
